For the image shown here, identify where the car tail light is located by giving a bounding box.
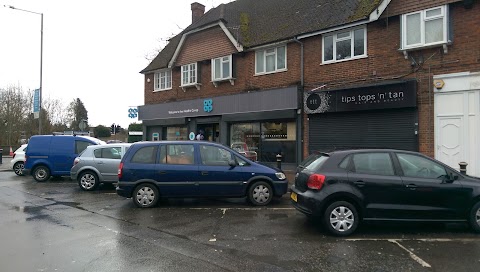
[118,162,124,179]
[13,153,16,159]
[307,174,326,190]
[73,158,80,166]
[25,155,28,164]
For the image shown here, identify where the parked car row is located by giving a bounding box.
[16,135,480,236]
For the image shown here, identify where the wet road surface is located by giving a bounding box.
[1,171,480,271]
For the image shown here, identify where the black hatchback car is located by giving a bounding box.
[290,149,480,236]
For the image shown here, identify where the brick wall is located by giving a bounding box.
[144,42,301,105]
[381,0,461,18]
[303,1,480,158]
[176,27,237,66]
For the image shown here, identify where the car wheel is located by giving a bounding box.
[323,201,359,236]
[13,162,25,176]
[133,184,159,208]
[248,181,273,206]
[78,171,99,191]
[469,202,480,233]
[33,166,50,182]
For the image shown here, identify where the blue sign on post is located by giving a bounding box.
[33,89,40,119]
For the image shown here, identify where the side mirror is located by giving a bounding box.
[445,172,458,183]
[228,159,237,167]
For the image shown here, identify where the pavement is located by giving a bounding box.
[0,156,12,172]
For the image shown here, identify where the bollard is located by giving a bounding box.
[0,148,3,164]
[459,162,468,175]
[276,153,282,169]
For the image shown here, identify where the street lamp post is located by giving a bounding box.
[4,5,43,134]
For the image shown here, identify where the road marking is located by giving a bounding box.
[346,238,479,242]
[389,239,431,268]
[184,207,295,211]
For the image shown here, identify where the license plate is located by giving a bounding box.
[290,192,297,202]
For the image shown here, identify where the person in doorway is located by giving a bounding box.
[196,130,205,141]
[215,131,220,143]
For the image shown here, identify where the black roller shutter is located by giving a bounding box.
[309,108,418,152]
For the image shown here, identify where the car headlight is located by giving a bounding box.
[275,172,286,180]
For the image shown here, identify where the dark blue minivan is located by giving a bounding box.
[116,141,289,208]
[24,135,104,182]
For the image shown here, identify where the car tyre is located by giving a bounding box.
[133,184,159,208]
[248,181,273,206]
[13,162,25,176]
[469,201,480,233]
[33,166,50,182]
[323,201,359,236]
[78,171,99,191]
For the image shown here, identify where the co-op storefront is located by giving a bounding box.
[138,86,303,165]
[305,80,418,152]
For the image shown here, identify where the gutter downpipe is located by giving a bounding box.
[293,37,304,165]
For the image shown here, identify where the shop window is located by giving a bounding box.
[230,121,296,163]
[164,127,188,140]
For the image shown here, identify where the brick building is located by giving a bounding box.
[138,0,480,174]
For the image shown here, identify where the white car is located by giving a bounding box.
[10,144,28,176]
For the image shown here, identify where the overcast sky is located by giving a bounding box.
[0,0,231,128]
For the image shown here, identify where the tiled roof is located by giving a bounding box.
[141,0,382,73]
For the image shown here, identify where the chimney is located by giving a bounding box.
[191,2,205,23]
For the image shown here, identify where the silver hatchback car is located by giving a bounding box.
[71,143,131,191]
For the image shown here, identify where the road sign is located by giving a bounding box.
[79,120,87,131]
[33,89,40,119]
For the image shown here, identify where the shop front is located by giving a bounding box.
[138,86,302,165]
[305,80,418,153]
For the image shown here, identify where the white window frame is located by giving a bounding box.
[401,5,448,50]
[153,69,172,92]
[322,26,367,64]
[211,55,232,81]
[181,63,197,87]
[255,45,287,75]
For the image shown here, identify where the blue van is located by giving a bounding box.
[24,135,105,182]
[116,141,289,208]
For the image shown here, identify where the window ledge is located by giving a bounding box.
[211,78,236,87]
[153,88,172,93]
[180,83,201,92]
[254,69,288,76]
[399,41,451,59]
[321,55,368,65]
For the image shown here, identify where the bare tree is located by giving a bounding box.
[0,85,31,146]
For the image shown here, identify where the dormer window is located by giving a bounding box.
[153,70,172,91]
[401,5,449,51]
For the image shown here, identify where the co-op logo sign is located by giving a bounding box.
[128,107,138,118]
[203,99,213,113]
